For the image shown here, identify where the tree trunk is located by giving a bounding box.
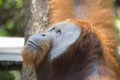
[23,0,50,80]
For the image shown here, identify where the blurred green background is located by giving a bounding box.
[0,0,24,37]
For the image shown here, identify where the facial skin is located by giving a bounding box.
[22,21,81,66]
[22,33,51,66]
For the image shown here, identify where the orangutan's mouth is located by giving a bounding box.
[27,40,42,50]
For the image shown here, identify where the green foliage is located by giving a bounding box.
[16,0,23,9]
[0,71,15,80]
[0,29,10,36]
[0,0,25,37]
[0,0,4,7]
[7,20,14,30]
[3,0,23,9]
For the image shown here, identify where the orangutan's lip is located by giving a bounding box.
[27,40,42,50]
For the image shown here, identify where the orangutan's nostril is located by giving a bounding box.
[42,34,46,36]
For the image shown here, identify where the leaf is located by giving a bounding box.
[16,0,23,9]
[7,20,14,30]
[0,0,3,7]
[0,29,9,36]
[0,71,15,80]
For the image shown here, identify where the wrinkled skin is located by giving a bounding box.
[23,21,81,63]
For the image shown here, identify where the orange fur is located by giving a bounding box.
[49,0,120,78]
[49,0,75,24]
